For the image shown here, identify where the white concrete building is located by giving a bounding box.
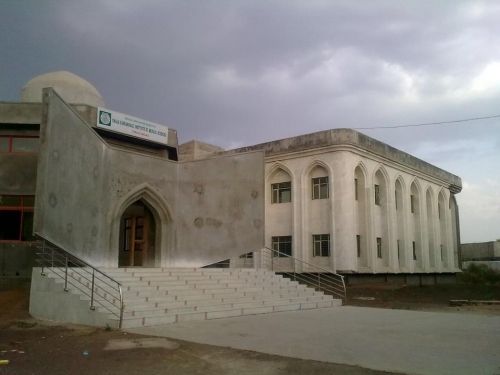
[183,129,462,276]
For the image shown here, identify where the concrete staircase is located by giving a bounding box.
[98,267,342,328]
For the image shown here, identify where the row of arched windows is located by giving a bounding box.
[355,164,453,270]
[266,161,456,271]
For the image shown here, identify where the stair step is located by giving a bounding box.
[44,266,343,329]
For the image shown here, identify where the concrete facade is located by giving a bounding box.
[259,148,460,274]
[461,240,500,260]
[34,89,264,267]
[178,140,224,161]
[0,242,35,289]
[29,268,117,327]
[181,130,463,275]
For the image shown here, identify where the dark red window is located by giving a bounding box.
[0,135,39,153]
[0,195,35,241]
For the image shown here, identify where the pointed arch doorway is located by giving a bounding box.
[118,200,156,267]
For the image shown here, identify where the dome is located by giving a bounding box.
[21,71,105,107]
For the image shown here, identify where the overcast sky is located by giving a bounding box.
[1,0,499,242]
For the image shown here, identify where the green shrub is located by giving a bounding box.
[459,264,500,285]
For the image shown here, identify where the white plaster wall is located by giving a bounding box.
[410,182,423,271]
[395,179,407,270]
[264,146,460,274]
[354,166,369,271]
[266,166,294,271]
[426,189,437,269]
[306,165,331,270]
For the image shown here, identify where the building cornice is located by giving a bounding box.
[225,128,462,193]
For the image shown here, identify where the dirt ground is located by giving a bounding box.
[345,283,500,314]
[0,287,397,375]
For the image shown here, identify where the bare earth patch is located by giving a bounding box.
[345,283,500,315]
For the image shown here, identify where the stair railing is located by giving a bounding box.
[260,247,346,301]
[34,235,124,328]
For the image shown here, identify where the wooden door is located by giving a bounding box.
[123,215,149,266]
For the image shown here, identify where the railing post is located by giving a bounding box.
[41,240,46,276]
[318,273,321,290]
[342,275,347,301]
[119,286,124,329]
[90,269,96,310]
[293,257,296,281]
[35,236,125,323]
[271,249,274,271]
[64,254,69,292]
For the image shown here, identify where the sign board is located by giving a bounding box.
[96,107,169,145]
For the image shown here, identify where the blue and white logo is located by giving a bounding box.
[99,110,112,126]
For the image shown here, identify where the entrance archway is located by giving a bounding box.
[118,200,156,267]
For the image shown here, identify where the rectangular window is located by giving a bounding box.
[376,237,382,258]
[312,234,330,257]
[271,182,291,203]
[356,235,361,258]
[12,137,39,152]
[374,184,380,205]
[410,195,415,213]
[0,195,35,241]
[438,203,441,219]
[0,137,9,152]
[0,136,39,153]
[395,191,398,210]
[272,236,292,257]
[312,177,329,200]
[412,241,417,260]
[397,239,400,260]
[440,244,444,261]
[354,178,358,201]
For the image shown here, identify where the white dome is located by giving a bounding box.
[21,71,105,107]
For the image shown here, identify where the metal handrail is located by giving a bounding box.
[260,247,346,301]
[34,235,124,328]
[205,248,347,301]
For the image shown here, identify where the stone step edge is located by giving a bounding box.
[114,300,339,328]
[117,296,339,317]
